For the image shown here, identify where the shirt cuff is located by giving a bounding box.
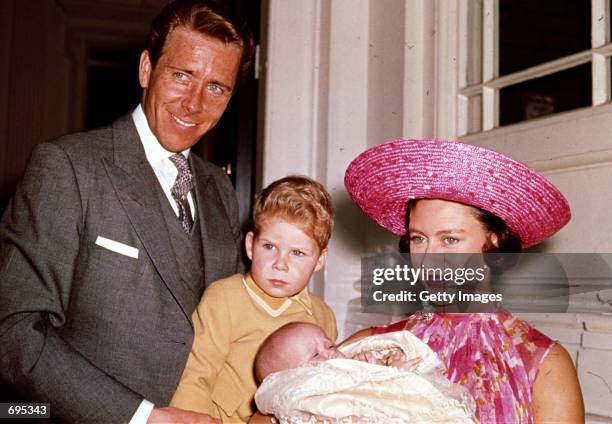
[129,399,155,424]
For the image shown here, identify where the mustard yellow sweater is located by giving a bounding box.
[170,273,337,423]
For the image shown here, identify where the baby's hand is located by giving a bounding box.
[388,356,422,371]
[381,349,404,365]
[350,349,422,370]
[350,351,381,364]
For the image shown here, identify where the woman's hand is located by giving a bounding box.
[532,343,584,423]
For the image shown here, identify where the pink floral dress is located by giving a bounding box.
[373,312,554,423]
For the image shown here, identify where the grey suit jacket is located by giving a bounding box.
[0,113,244,423]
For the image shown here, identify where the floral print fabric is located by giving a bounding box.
[373,312,554,423]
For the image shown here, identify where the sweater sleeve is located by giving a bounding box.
[170,278,235,415]
[312,297,338,342]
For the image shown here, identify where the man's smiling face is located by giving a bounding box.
[138,26,242,152]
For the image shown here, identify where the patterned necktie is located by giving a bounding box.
[169,153,194,234]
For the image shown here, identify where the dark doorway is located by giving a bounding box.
[85,46,142,130]
[85,47,141,129]
[195,0,261,230]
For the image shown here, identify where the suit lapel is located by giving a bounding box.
[103,114,196,322]
[190,156,235,286]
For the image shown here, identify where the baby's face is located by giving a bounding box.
[284,325,345,369]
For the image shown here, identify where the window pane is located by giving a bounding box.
[499,0,590,76]
[500,63,591,126]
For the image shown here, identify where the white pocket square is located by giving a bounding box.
[95,236,139,259]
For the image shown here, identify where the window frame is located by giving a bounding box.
[452,0,612,136]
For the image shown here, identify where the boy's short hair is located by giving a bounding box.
[252,176,333,250]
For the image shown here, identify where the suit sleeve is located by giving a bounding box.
[0,143,144,423]
[170,281,232,414]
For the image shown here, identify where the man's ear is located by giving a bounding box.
[314,248,328,272]
[245,231,255,260]
[139,50,152,89]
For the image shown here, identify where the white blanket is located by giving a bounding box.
[255,331,476,424]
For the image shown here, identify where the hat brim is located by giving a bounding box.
[344,139,571,248]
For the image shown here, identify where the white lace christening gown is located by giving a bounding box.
[254,330,477,424]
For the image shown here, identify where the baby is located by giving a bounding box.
[254,322,418,381]
[254,323,477,424]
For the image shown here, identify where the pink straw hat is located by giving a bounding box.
[344,139,571,248]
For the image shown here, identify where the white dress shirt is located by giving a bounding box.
[128,105,196,424]
[132,104,196,220]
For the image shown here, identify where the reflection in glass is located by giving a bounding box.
[500,63,591,126]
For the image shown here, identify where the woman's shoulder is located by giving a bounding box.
[539,343,574,372]
[535,343,578,390]
[532,343,584,422]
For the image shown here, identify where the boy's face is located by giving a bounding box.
[246,217,327,298]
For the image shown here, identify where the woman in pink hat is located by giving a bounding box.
[343,139,584,424]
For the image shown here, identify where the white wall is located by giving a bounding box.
[264,0,396,336]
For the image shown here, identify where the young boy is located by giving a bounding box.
[170,176,337,423]
[254,322,476,424]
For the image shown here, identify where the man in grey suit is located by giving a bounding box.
[0,0,253,422]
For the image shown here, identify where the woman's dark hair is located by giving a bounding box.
[399,199,522,273]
